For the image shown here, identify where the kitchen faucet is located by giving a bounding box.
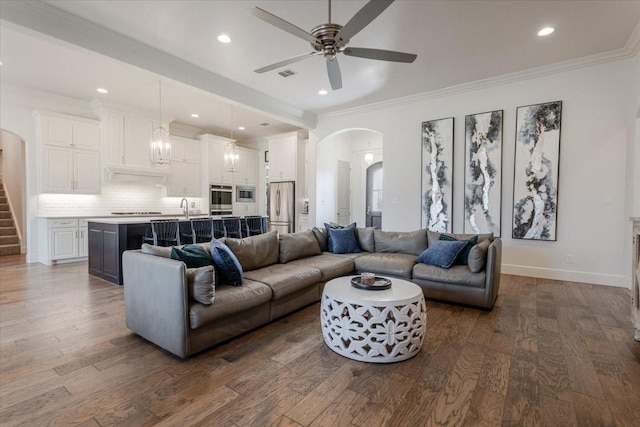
[180,198,189,220]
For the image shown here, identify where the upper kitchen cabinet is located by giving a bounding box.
[236,147,259,186]
[92,101,170,172]
[167,136,201,197]
[200,134,235,185]
[35,111,101,194]
[268,131,305,182]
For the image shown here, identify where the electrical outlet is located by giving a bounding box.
[190,201,197,208]
[566,255,574,264]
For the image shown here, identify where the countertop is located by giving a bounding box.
[82,215,267,225]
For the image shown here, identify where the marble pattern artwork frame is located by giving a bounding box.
[421,117,454,233]
[464,110,503,236]
[512,100,562,241]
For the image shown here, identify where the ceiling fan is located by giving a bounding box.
[250,0,417,90]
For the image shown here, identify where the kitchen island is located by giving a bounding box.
[87,215,266,285]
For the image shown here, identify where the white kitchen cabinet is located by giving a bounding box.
[39,218,88,265]
[236,148,259,186]
[201,134,235,185]
[99,108,167,170]
[268,134,297,182]
[167,136,202,197]
[36,111,101,194]
[297,214,310,232]
[167,161,201,197]
[233,203,258,217]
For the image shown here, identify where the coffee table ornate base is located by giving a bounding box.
[321,276,426,363]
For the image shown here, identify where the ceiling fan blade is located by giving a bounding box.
[343,47,417,63]
[254,52,317,74]
[335,0,395,45]
[250,7,321,45]
[326,57,342,90]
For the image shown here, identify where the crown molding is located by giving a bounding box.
[1,83,98,119]
[1,0,316,130]
[320,40,640,120]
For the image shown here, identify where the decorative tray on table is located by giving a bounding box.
[350,276,392,291]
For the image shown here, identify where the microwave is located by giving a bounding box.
[236,185,256,203]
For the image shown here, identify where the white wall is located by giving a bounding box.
[633,51,640,217]
[311,58,636,287]
[0,130,26,252]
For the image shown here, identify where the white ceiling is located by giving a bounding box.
[1,1,639,139]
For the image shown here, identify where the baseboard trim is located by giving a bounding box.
[502,264,629,288]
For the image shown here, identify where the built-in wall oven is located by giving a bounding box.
[210,184,233,216]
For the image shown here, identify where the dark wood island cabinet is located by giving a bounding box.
[88,220,150,285]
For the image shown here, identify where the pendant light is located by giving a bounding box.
[364,137,374,164]
[150,80,171,165]
[224,105,240,172]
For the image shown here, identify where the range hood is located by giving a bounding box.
[104,166,169,185]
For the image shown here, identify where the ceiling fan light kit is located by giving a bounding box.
[251,0,417,91]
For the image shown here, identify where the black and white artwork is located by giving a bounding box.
[464,110,503,236]
[512,101,562,241]
[421,117,454,232]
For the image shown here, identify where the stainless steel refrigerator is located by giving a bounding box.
[268,181,295,235]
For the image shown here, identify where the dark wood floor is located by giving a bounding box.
[1,254,639,427]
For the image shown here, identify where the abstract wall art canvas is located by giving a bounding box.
[421,117,454,232]
[512,100,562,241]
[464,110,503,236]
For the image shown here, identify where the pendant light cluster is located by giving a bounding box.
[150,80,171,166]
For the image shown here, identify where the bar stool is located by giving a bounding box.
[149,219,180,246]
[212,219,226,239]
[191,218,213,243]
[245,216,266,236]
[222,217,243,238]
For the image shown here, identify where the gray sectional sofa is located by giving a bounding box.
[122,227,501,358]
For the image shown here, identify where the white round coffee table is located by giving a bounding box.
[321,275,426,363]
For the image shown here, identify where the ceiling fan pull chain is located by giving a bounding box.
[328,0,331,24]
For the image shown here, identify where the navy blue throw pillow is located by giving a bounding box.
[210,239,243,286]
[439,234,478,265]
[170,244,213,268]
[326,227,361,254]
[416,240,467,269]
[324,222,357,252]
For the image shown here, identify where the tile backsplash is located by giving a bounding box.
[38,182,203,217]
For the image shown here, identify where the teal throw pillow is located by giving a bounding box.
[439,234,478,265]
[326,227,361,254]
[416,240,467,269]
[170,244,213,268]
[210,239,243,286]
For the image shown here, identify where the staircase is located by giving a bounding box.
[0,183,20,256]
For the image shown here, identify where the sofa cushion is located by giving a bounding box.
[374,229,428,256]
[223,231,279,271]
[186,266,215,305]
[427,230,493,246]
[189,279,272,329]
[312,227,328,252]
[416,240,467,269]
[141,243,172,258]
[439,235,478,265]
[279,230,322,263]
[357,227,375,252]
[210,239,243,286]
[170,244,213,268]
[243,264,321,300]
[468,239,491,273]
[354,253,417,279]
[412,263,486,288]
[287,253,355,282]
[327,227,361,254]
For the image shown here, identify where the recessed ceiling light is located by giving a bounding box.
[538,27,555,37]
[191,113,199,118]
[318,90,328,95]
[96,88,109,94]
[217,34,231,44]
[238,126,245,131]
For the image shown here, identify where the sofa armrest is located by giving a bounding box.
[123,250,190,358]
[483,238,502,309]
